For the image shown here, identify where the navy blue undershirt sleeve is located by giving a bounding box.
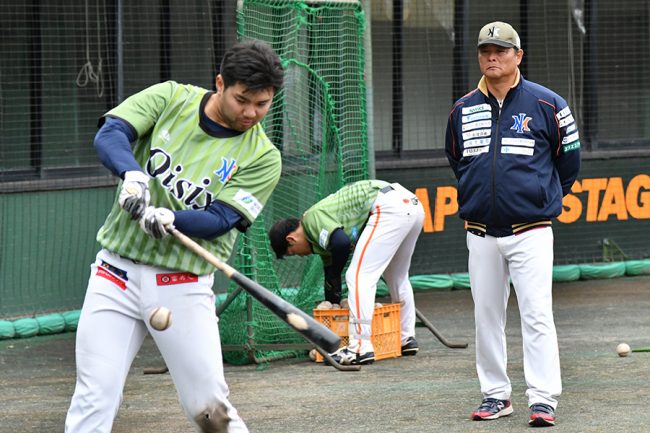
[173,202,244,240]
[94,116,142,178]
[327,228,351,273]
[322,228,350,304]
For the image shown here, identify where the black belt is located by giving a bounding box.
[379,185,394,194]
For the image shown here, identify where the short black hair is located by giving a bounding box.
[220,40,284,93]
[268,218,300,259]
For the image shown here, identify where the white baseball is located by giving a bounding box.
[374,302,383,308]
[308,348,317,361]
[316,300,333,310]
[287,312,308,330]
[149,307,172,331]
[340,298,349,309]
[617,342,631,357]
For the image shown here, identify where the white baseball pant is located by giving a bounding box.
[346,183,425,354]
[467,227,561,408]
[65,249,248,433]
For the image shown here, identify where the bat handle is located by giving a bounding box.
[167,226,235,278]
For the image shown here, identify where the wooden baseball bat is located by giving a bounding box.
[169,227,341,353]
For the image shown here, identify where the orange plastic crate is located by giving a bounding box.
[312,303,401,362]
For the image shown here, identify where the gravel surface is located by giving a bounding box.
[1,275,649,432]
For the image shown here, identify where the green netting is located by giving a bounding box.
[220,1,368,364]
[410,274,454,291]
[62,310,81,332]
[579,262,627,280]
[552,265,581,282]
[36,313,66,335]
[13,318,39,338]
[0,320,15,339]
[451,273,471,290]
[625,259,650,276]
[376,279,389,297]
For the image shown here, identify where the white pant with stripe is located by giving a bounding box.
[65,249,248,433]
[467,227,562,408]
[346,183,425,354]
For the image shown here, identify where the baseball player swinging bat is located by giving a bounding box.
[168,226,341,353]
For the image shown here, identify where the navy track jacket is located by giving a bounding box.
[445,71,581,237]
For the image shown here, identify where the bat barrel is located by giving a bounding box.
[169,227,341,353]
[231,273,341,353]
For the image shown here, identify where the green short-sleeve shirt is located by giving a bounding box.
[301,180,388,262]
[97,81,281,274]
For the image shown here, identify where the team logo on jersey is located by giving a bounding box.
[147,148,214,210]
[319,229,329,249]
[234,189,263,219]
[215,157,238,184]
[511,113,532,133]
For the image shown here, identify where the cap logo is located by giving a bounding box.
[488,26,500,38]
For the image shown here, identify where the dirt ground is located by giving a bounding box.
[1,275,650,433]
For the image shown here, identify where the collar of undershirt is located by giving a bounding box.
[198,92,245,138]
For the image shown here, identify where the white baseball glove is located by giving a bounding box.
[119,171,151,220]
[140,206,175,239]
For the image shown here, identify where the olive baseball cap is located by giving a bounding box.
[477,21,521,49]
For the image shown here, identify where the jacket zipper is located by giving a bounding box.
[491,99,501,227]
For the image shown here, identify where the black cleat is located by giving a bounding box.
[401,336,419,356]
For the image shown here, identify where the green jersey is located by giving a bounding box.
[97,81,281,275]
[301,180,389,262]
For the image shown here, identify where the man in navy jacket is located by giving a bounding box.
[445,21,581,427]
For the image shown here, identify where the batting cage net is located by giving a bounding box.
[218,0,368,364]
[0,1,241,319]
[3,1,650,341]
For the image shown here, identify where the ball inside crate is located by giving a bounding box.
[312,303,401,362]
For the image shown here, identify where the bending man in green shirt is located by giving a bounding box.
[269,180,425,365]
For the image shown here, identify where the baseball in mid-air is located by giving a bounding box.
[149,307,173,331]
[616,342,631,357]
[287,312,309,330]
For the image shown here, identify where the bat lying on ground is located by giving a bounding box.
[168,227,341,353]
